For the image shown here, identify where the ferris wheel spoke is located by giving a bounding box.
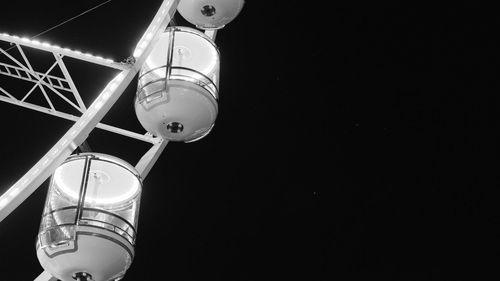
[135,138,169,179]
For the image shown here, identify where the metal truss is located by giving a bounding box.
[0,34,158,144]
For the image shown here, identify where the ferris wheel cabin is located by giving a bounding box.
[36,154,141,281]
[135,26,220,143]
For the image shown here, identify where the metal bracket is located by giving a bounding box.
[204,29,218,41]
[135,139,168,179]
[34,271,57,281]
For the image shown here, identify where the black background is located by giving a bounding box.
[0,1,497,280]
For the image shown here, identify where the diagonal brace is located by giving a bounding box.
[0,46,83,112]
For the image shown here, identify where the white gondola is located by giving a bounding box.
[135,26,220,142]
[37,154,141,281]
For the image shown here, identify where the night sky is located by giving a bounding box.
[0,1,498,281]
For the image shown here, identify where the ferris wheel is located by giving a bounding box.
[0,0,244,280]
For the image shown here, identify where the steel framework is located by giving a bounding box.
[0,0,180,279]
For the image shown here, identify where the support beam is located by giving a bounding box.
[0,61,72,92]
[34,271,57,281]
[54,53,86,111]
[204,29,218,41]
[0,34,128,71]
[0,94,160,144]
[0,47,83,112]
[136,139,168,179]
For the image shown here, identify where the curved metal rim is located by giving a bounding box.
[136,73,219,104]
[62,154,143,183]
[165,26,220,54]
[40,206,137,244]
[184,123,216,143]
[138,65,219,98]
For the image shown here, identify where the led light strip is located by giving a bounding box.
[0,33,128,71]
[132,5,171,58]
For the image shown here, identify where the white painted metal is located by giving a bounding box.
[205,29,218,41]
[0,33,127,71]
[0,60,74,92]
[135,138,169,178]
[0,43,159,143]
[0,0,180,224]
[0,90,159,144]
[34,271,57,281]
[15,44,57,110]
[53,53,86,111]
[0,47,84,113]
[17,45,56,111]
